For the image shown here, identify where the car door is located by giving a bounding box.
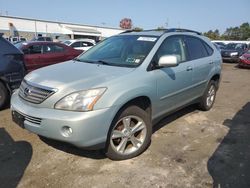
[184,36,214,96]
[22,44,42,72]
[151,35,194,117]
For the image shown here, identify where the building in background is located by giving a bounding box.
[0,15,124,41]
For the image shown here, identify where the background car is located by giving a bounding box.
[0,34,26,109]
[5,36,27,44]
[214,42,226,49]
[212,43,223,52]
[239,50,250,68]
[63,39,96,52]
[15,41,83,72]
[221,43,248,63]
[31,36,53,41]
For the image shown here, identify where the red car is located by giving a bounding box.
[15,41,83,72]
[239,50,250,68]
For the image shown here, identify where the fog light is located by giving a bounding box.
[61,126,73,137]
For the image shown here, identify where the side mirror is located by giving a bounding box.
[158,55,179,67]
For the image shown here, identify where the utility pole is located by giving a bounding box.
[165,18,169,29]
[34,21,37,37]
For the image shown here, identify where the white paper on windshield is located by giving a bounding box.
[137,37,157,42]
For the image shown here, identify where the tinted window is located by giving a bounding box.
[71,42,81,48]
[27,45,42,54]
[54,45,65,52]
[204,42,213,56]
[185,36,208,60]
[43,44,65,53]
[82,42,94,47]
[154,36,187,63]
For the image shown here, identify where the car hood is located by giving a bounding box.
[24,60,135,91]
[242,53,250,58]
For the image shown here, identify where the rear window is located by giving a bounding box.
[43,44,65,53]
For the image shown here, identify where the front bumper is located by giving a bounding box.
[11,91,118,149]
[222,56,239,63]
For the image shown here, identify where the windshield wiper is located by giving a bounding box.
[73,58,83,62]
[96,60,112,65]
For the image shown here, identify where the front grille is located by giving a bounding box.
[19,80,56,104]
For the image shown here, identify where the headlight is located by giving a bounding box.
[55,88,106,111]
[230,52,238,56]
[240,55,246,60]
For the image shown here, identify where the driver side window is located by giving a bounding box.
[155,36,187,64]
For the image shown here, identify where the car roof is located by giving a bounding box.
[20,41,62,45]
[65,39,96,43]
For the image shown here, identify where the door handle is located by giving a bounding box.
[209,61,214,64]
[186,66,193,71]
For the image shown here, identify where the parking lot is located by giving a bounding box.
[0,63,249,188]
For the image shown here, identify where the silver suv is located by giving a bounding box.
[11,29,222,160]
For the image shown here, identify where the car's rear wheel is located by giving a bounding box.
[199,80,217,111]
[105,105,152,160]
[0,82,9,110]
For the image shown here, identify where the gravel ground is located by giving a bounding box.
[0,63,250,188]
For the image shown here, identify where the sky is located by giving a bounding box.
[0,0,249,34]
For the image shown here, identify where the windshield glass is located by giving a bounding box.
[77,35,159,67]
[63,40,71,45]
[14,42,24,49]
[225,43,245,50]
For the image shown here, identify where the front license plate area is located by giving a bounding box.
[12,111,25,128]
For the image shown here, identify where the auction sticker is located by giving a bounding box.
[137,37,157,42]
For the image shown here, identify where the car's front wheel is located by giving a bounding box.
[105,105,152,160]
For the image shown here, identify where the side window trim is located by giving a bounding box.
[202,41,214,56]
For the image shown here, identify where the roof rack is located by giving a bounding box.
[119,28,201,35]
[165,28,201,35]
[120,29,142,34]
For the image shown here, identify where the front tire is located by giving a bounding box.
[105,105,152,160]
[199,80,217,111]
[0,82,9,110]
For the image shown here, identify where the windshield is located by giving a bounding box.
[14,42,24,49]
[76,35,159,67]
[63,41,71,45]
[225,43,245,50]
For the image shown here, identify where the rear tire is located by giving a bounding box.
[0,82,9,110]
[199,80,217,111]
[105,105,152,160]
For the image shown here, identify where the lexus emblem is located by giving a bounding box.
[24,87,32,96]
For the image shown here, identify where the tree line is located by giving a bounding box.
[119,18,250,41]
[203,22,250,40]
